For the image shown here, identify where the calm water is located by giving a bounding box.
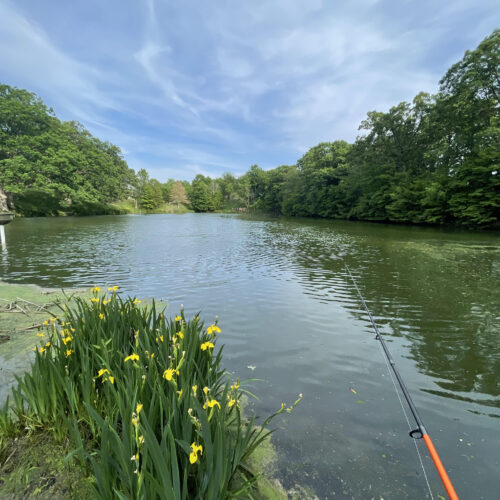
[1,214,499,499]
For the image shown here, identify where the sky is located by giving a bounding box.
[0,1,499,182]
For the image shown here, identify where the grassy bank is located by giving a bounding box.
[108,200,192,215]
[8,198,193,217]
[0,284,307,499]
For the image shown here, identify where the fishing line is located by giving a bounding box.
[343,262,459,500]
[376,327,434,500]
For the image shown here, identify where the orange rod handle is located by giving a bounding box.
[422,433,459,500]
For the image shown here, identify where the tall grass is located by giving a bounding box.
[1,289,294,499]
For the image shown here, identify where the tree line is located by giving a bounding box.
[1,30,498,226]
[190,30,499,228]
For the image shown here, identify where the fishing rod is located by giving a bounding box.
[344,263,459,500]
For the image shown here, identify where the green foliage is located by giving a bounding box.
[0,87,134,216]
[0,84,55,139]
[223,30,499,228]
[189,175,221,212]
[1,292,291,499]
[161,179,176,202]
[140,183,163,211]
[12,188,62,217]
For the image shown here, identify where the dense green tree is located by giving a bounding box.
[189,175,216,212]
[134,169,150,206]
[261,165,294,214]
[246,165,267,205]
[0,84,55,140]
[161,179,175,202]
[0,84,136,215]
[149,179,164,208]
[218,172,239,204]
[140,185,156,211]
[295,141,352,217]
[436,29,500,226]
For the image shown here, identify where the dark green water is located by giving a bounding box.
[1,214,499,499]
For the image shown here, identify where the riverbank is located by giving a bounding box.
[0,282,313,499]
[108,200,193,215]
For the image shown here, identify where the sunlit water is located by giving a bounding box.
[1,214,499,499]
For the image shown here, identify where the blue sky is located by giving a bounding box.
[1,1,498,181]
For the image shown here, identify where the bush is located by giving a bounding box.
[13,189,62,216]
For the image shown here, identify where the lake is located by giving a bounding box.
[1,214,499,499]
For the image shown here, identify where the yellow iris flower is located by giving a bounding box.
[207,325,221,335]
[200,341,214,351]
[203,399,221,410]
[124,353,140,362]
[189,443,203,464]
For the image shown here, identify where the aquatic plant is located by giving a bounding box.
[1,288,296,499]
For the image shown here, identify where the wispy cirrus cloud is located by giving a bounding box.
[0,0,498,180]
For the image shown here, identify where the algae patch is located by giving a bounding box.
[395,240,500,261]
[0,282,86,405]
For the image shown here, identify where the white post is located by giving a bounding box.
[0,226,5,245]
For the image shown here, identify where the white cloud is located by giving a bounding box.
[0,0,498,178]
[0,2,128,123]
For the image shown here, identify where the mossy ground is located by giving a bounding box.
[0,432,94,499]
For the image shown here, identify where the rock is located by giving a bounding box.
[0,185,8,212]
